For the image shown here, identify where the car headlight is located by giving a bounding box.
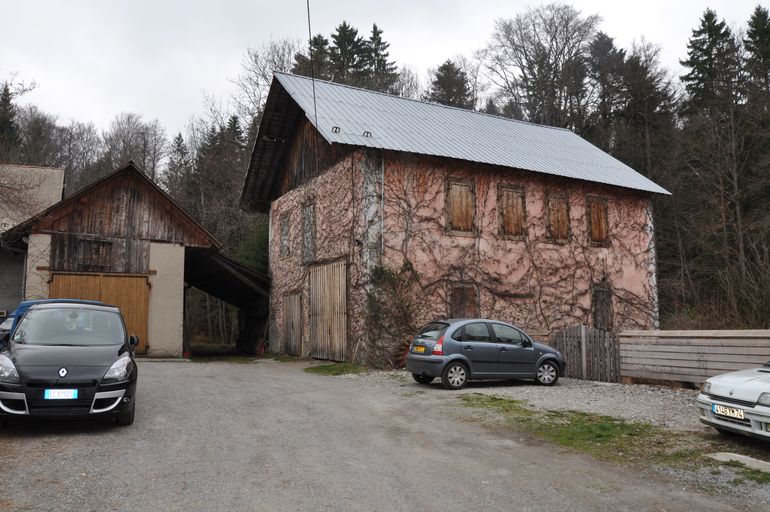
[758,393,770,407]
[0,354,20,385]
[102,356,133,384]
[701,382,711,395]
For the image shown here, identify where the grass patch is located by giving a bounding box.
[459,394,699,465]
[304,363,365,376]
[722,460,770,485]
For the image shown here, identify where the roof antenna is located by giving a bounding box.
[306,0,320,177]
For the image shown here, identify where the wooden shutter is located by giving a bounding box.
[587,197,609,244]
[547,193,569,241]
[450,284,478,318]
[498,186,526,237]
[447,181,474,233]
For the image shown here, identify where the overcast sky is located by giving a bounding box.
[1,0,761,137]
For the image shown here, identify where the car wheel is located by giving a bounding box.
[441,362,468,390]
[412,374,434,385]
[535,360,559,386]
[116,405,135,426]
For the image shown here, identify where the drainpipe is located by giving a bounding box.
[380,150,385,259]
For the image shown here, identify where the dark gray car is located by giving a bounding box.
[405,319,566,390]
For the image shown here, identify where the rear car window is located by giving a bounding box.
[12,308,126,346]
[417,322,449,339]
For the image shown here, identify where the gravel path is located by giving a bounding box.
[352,370,704,431]
[0,360,756,512]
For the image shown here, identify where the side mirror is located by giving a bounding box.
[0,332,8,347]
[522,338,532,348]
[128,335,139,347]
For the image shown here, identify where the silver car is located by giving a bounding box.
[405,319,566,390]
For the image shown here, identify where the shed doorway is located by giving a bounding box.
[49,272,150,353]
[309,260,347,361]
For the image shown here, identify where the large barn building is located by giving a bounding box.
[240,73,670,365]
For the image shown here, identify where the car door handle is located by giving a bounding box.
[464,345,473,350]
[499,346,507,352]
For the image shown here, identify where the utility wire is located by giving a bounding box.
[306,0,320,177]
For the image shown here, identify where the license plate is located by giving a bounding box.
[713,403,744,420]
[44,389,78,400]
[413,346,426,353]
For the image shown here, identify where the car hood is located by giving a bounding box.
[707,367,770,402]
[9,342,126,368]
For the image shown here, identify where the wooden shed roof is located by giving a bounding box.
[1,161,222,250]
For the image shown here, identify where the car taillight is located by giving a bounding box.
[432,335,444,355]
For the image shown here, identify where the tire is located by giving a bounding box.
[412,374,434,385]
[116,405,135,426]
[535,360,559,386]
[441,362,468,390]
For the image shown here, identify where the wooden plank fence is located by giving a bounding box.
[550,325,620,382]
[618,330,770,384]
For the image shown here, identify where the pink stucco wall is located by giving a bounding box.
[380,152,658,335]
[268,148,658,362]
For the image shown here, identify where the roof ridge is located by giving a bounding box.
[274,72,572,133]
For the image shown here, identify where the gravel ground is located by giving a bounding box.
[1,360,759,511]
[351,370,704,431]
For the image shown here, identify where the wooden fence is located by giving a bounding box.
[550,326,620,382]
[618,330,770,384]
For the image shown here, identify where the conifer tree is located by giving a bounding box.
[425,60,474,109]
[0,82,20,159]
[680,9,739,112]
[329,21,366,84]
[363,24,398,93]
[745,5,770,93]
[292,34,331,81]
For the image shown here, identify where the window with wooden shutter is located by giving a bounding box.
[446,180,474,234]
[498,186,526,238]
[450,283,479,318]
[302,202,315,263]
[546,193,570,242]
[279,213,290,258]
[586,196,609,245]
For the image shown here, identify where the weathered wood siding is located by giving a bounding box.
[283,293,302,356]
[35,172,211,273]
[309,260,347,361]
[550,325,620,382]
[278,118,352,195]
[619,330,770,383]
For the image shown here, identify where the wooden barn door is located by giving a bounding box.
[308,261,347,361]
[283,293,302,356]
[50,273,150,353]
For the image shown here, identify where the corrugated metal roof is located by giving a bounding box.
[274,72,670,195]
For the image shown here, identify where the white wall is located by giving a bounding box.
[24,233,52,300]
[147,242,185,357]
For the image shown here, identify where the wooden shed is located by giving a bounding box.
[1,162,268,356]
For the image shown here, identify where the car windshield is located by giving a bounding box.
[417,322,449,339]
[12,308,125,346]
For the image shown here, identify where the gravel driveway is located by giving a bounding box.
[353,371,703,431]
[0,360,760,512]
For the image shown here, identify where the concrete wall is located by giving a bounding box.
[146,242,184,357]
[24,233,52,300]
[0,165,64,231]
[0,249,24,317]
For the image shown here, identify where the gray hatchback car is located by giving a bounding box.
[405,319,566,390]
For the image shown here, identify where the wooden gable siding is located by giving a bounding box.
[277,117,352,195]
[34,172,212,273]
